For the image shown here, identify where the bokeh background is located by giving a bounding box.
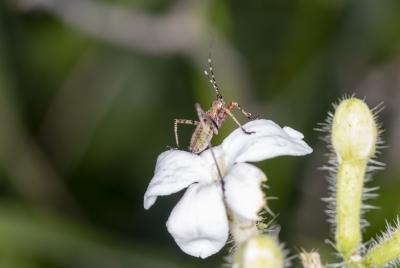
[1,0,400,267]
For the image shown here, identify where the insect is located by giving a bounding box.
[195,102,225,195]
[171,40,259,154]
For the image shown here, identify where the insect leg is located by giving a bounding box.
[227,102,260,121]
[195,103,225,196]
[224,108,255,135]
[171,119,199,149]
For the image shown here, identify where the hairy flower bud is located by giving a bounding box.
[299,251,324,268]
[331,98,378,259]
[232,235,284,268]
[332,98,377,162]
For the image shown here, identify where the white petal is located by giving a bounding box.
[224,163,267,221]
[283,126,304,139]
[221,119,313,166]
[144,150,211,209]
[167,183,229,258]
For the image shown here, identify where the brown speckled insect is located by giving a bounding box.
[171,40,259,154]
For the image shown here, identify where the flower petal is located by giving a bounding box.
[224,163,267,221]
[167,182,229,258]
[221,119,313,166]
[144,150,211,209]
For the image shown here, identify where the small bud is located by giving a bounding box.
[332,98,377,162]
[299,251,324,268]
[232,235,284,268]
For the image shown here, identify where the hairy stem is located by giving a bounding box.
[336,159,367,259]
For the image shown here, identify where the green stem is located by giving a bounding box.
[367,228,400,267]
[336,159,367,259]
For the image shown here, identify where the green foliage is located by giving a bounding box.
[1,0,400,266]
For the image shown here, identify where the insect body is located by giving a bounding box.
[172,43,259,154]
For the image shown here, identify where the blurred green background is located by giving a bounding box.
[1,0,400,267]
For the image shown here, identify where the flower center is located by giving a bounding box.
[211,155,228,182]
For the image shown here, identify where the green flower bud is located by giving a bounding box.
[232,235,284,268]
[332,98,378,259]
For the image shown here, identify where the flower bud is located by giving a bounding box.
[332,98,377,162]
[331,98,379,259]
[299,251,324,268]
[232,235,284,268]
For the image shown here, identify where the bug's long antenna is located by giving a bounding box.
[204,35,223,101]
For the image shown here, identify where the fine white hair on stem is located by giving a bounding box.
[317,95,386,267]
[366,217,400,267]
[317,95,385,239]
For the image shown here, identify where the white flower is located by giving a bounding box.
[143,119,312,258]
